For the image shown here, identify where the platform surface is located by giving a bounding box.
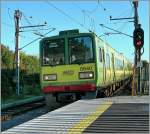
[2,96,149,134]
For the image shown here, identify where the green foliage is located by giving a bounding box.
[1,45,14,69]
[1,44,41,99]
[22,85,41,95]
[1,69,15,98]
[20,52,39,74]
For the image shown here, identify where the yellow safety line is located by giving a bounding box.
[67,101,113,134]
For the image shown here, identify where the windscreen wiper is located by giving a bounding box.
[49,63,55,67]
[74,59,83,65]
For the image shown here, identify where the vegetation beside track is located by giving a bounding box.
[1,44,42,102]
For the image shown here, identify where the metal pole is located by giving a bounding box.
[137,49,141,95]
[14,10,22,95]
[133,0,141,96]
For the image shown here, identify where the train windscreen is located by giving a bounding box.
[42,38,65,66]
[68,36,94,64]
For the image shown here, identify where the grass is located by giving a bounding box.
[2,85,43,105]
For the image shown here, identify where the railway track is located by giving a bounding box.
[1,98,46,122]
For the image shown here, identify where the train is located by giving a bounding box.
[39,29,132,106]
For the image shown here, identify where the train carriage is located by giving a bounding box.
[40,29,132,106]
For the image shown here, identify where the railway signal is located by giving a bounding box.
[133,25,144,49]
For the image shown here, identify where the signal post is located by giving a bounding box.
[133,0,144,95]
[109,0,144,96]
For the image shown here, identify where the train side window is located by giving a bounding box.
[99,48,102,62]
[123,60,124,69]
[115,58,118,69]
[102,49,105,62]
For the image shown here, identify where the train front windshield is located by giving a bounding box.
[42,36,94,65]
[42,39,65,66]
[69,36,94,64]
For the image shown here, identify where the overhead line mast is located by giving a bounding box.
[14,10,47,95]
[14,10,22,95]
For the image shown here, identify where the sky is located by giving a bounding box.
[1,0,149,62]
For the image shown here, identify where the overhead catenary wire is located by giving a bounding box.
[22,12,46,36]
[115,8,134,33]
[2,22,34,40]
[73,2,104,34]
[19,28,56,50]
[19,27,54,32]
[99,24,133,38]
[45,1,125,39]
[22,12,32,25]
[84,4,99,14]
[45,1,91,33]
[8,8,14,20]
[129,0,134,9]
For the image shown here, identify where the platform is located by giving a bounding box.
[2,96,149,134]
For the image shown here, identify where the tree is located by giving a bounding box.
[1,44,13,69]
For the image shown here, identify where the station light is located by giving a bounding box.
[133,26,144,49]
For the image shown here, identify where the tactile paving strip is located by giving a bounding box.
[84,103,149,133]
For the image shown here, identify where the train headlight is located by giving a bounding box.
[43,74,57,81]
[79,72,94,79]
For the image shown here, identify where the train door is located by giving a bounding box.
[98,47,104,85]
[102,49,106,83]
[111,53,115,81]
[106,53,111,82]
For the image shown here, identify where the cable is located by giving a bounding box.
[99,24,133,38]
[22,12,45,36]
[72,3,86,24]
[19,27,54,32]
[19,28,56,50]
[2,22,34,40]
[8,8,13,20]
[85,4,99,14]
[99,2,106,11]
[112,6,134,33]
[22,12,32,25]
[129,0,134,9]
[45,1,91,32]
[72,2,101,33]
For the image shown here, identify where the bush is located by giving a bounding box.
[1,44,41,99]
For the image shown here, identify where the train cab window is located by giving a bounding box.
[42,38,65,66]
[99,48,102,62]
[69,36,94,64]
[106,53,110,69]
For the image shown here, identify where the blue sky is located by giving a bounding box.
[1,0,149,62]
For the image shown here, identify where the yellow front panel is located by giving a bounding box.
[41,63,95,86]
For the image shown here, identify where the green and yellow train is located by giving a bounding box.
[40,29,132,104]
